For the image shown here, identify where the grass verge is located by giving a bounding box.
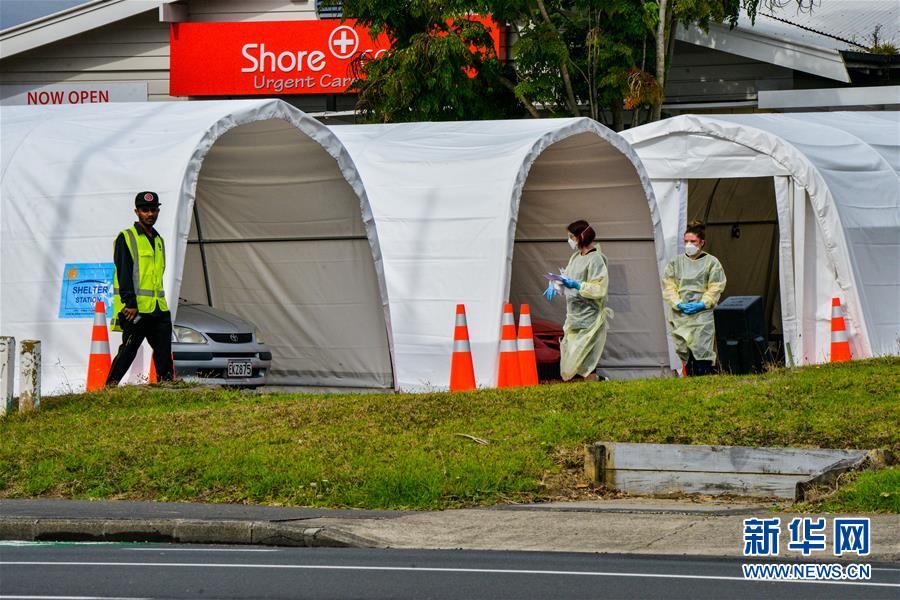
[794,467,900,514]
[0,358,897,511]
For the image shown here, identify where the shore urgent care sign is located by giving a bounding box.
[170,20,502,97]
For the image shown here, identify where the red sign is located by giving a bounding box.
[170,20,502,97]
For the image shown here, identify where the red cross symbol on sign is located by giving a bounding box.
[328,25,359,59]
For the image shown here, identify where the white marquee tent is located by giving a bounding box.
[622,112,900,368]
[329,119,671,389]
[1,99,671,395]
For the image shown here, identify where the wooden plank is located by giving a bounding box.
[668,62,790,82]
[584,442,871,499]
[594,442,866,476]
[607,469,802,499]
[795,454,870,502]
[24,43,170,60]
[0,72,171,83]
[190,0,313,13]
[2,56,167,73]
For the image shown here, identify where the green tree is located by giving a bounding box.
[344,0,518,122]
[498,0,658,128]
[344,0,817,126]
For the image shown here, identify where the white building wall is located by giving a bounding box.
[188,0,316,22]
[0,0,318,103]
[1,11,172,101]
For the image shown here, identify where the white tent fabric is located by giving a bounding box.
[329,118,671,389]
[622,112,900,366]
[1,99,393,394]
[2,101,671,395]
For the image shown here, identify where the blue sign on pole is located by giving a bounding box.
[58,263,115,319]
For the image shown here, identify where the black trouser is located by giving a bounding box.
[685,351,714,377]
[107,308,174,385]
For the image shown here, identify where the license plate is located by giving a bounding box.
[227,360,253,378]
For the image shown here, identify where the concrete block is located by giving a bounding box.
[18,340,40,412]
[0,337,14,416]
[33,518,105,541]
[101,519,177,543]
[250,521,310,547]
[172,519,253,544]
[585,442,869,500]
[0,518,37,540]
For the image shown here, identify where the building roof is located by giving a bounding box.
[0,0,172,58]
[677,1,898,84]
[750,0,899,51]
[677,20,851,82]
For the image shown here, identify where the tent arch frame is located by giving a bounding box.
[175,100,398,389]
[623,114,874,364]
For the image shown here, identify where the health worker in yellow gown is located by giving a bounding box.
[543,220,613,382]
[662,220,727,376]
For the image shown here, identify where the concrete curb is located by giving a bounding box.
[0,517,387,548]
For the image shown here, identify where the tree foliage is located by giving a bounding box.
[343,0,819,125]
[345,0,518,121]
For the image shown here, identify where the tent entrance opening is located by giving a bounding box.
[509,131,671,380]
[687,176,783,360]
[181,119,393,388]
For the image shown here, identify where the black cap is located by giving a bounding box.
[135,191,161,208]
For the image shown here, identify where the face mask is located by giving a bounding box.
[684,242,700,257]
[568,238,578,250]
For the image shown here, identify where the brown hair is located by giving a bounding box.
[567,220,596,249]
[685,219,706,242]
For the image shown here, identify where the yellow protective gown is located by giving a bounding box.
[560,248,613,381]
[662,252,727,362]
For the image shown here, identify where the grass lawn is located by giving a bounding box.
[795,467,900,514]
[0,358,897,512]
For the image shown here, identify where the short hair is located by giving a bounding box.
[685,219,706,242]
[567,220,596,249]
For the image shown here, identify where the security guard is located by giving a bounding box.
[106,191,174,385]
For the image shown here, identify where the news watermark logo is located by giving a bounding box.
[742,517,872,581]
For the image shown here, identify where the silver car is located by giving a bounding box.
[172,299,272,387]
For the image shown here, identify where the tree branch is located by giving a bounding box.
[651,0,668,121]
[499,76,541,118]
[534,0,581,116]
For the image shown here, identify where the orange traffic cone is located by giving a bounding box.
[450,304,476,391]
[497,303,521,388]
[86,301,112,391]
[517,304,538,386]
[830,297,851,363]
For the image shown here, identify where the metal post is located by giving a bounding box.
[18,340,41,413]
[0,337,14,416]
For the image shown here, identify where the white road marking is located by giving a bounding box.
[126,548,278,553]
[0,542,121,547]
[1,561,897,588]
[0,596,150,599]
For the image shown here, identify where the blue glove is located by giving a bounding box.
[683,301,706,315]
[676,302,689,312]
[543,283,557,301]
[562,277,581,290]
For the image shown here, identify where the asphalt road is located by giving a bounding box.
[1,543,897,600]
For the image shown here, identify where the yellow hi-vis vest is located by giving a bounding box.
[111,225,168,331]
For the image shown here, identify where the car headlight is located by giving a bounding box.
[255,328,265,344]
[173,325,207,344]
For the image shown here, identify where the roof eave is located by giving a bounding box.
[676,21,851,83]
[0,0,174,59]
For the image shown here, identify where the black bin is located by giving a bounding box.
[713,295,772,374]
